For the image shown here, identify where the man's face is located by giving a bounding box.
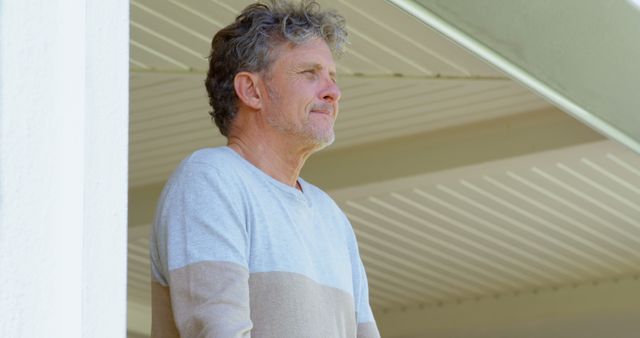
[260,38,341,149]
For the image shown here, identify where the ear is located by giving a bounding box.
[234,71,262,110]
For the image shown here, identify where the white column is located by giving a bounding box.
[0,1,129,337]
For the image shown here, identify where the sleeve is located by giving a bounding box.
[354,259,381,338]
[151,161,252,338]
[346,218,381,338]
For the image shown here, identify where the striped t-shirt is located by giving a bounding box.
[150,146,380,337]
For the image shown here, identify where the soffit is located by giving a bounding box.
[331,140,640,310]
[129,0,549,188]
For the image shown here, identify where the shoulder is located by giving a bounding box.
[169,147,241,182]
[156,147,250,226]
[180,146,236,170]
[159,146,249,202]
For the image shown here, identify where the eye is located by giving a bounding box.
[300,69,319,81]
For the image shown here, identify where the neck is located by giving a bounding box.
[227,129,318,190]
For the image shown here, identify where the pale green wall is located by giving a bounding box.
[411,0,640,151]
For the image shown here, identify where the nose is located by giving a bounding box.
[321,78,341,103]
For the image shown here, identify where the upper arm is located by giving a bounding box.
[151,162,252,337]
[169,261,252,337]
[354,260,380,338]
[343,214,380,338]
[151,281,180,338]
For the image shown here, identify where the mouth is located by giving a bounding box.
[309,105,336,118]
[310,110,332,116]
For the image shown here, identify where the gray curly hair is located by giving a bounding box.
[205,0,348,137]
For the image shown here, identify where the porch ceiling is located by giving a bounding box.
[127,1,640,337]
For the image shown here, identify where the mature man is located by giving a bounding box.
[149,1,380,337]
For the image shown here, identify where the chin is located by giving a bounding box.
[312,132,335,150]
[298,125,335,150]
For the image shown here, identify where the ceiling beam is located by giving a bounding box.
[129,67,508,82]
[129,106,603,228]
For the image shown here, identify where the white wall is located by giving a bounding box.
[0,1,129,337]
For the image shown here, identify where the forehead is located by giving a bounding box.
[271,38,336,70]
